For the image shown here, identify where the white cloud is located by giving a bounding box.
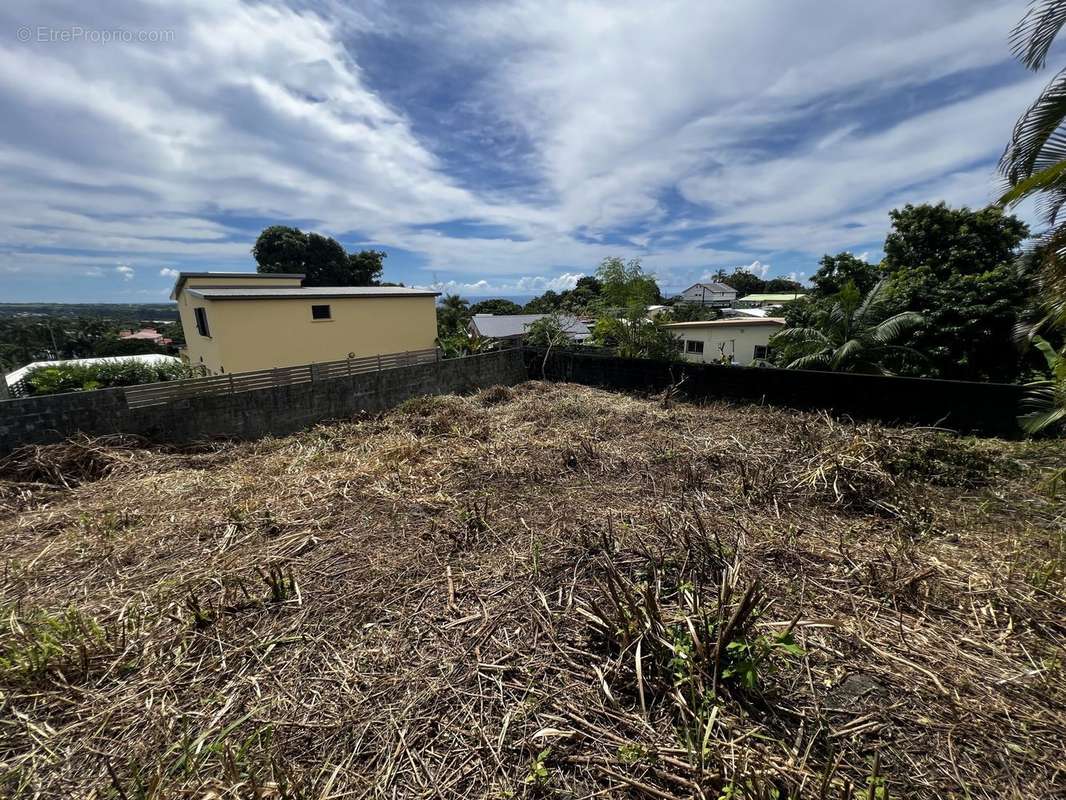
[739,260,770,278]
[420,272,583,296]
[83,268,104,278]
[0,0,1038,295]
[115,264,134,281]
[160,267,180,278]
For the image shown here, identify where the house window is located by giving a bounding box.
[311,304,332,320]
[685,340,704,354]
[753,345,768,360]
[194,307,210,337]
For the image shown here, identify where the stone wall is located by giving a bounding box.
[0,349,526,452]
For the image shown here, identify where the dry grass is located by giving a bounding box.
[0,381,1063,799]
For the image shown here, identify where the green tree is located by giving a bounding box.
[596,257,661,310]
[590,312,680,361]
[770,280,923,374]
[999,1,1066,332]
[436,294,471,338]
[92,338,165,357]
[811,253,878,297]
[252,225,385,287]
[882,204,1029,280]
[764,277,804,293]
[721,269,765,297]
[523,290,564,314]
[469,298,523,316]
[880,203,1032,382]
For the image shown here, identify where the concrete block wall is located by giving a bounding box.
[0,349,526,452]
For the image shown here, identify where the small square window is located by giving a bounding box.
[685,340,704,354]
[753,345,768,360]
[194,307,210,337]
[311,304,332,320]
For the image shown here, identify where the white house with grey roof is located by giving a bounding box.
[676,282,737,308]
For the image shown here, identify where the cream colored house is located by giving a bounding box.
[661,318,785,366]
[171,272,439,375]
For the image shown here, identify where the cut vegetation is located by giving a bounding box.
[0,383,1063,798]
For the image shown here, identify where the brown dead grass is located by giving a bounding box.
[0,381,1063,799]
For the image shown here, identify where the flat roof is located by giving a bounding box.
[187,286,440,300]
[170,271,305,299]
[660,317,785,329]
[737,293,805,302]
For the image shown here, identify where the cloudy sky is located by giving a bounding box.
[0,0,1049,301]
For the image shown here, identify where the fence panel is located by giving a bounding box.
[122,348,440,409]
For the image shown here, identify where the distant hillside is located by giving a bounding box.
[0,303,179,321]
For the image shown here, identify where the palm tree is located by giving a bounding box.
[436,293,470,337]
[1020,336,1066,434]
[769,280,923,374]
[998,0,1066,332]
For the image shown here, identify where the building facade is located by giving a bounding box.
[661,318,785,366]
[172,272,439,375]
[676,282,738,308]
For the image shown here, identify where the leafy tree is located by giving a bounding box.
[811,253,878,297]
[998,1,1066,333]
[347,250,386,286]
[880,203,1032,382]
[523,290,564,314]
[721,269,765,297]
[92,338,164,357]
[770,280,923,374]
[882,204,1029,279]
[469,298,523,316]
[591,311,680,361]
[596,257,661,310]
[436,294,471,338]
[764,277,805,293]
[252,225,385,287]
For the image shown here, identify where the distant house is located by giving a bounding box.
[676,282,737,308]
[171,272,439,375]
[734,293,805,309]
[119,327,173,346]
[660,318,785,365]
[468,314,592,344]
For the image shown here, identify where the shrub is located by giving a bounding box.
[25,360,190,396]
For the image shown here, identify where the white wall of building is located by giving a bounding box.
[668,323,782,365]
[679,284,737,307]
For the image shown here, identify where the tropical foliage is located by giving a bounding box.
[770,280,923,374]
[24,359,190,397]
[436,294,471,339]
[1020,337,1066,434]
[252,225,386,287]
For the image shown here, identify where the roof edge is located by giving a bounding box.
[170,271,305,300]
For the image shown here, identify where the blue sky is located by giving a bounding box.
[0,0,1050,302]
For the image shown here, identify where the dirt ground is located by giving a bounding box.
[0,381,1063,799]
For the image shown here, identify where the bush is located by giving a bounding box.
[25,360,189,396]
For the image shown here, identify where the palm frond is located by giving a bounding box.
[769,327,828,347]
[786,353,832,371]
[999,158,1066,206]
[853,279,890,326]
[1000,68,1066,183]
[829,338,864,370]
[1010,0,1066,70]
[868,311,924,345]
